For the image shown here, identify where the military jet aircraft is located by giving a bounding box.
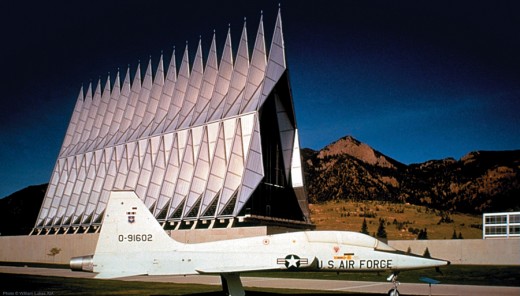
[71,191,449,296]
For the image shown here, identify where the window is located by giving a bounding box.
[485,215,507,224]
[483,212,520,239]
[510,225,520,235]
[485,226,507,235]
[510,214,520,224]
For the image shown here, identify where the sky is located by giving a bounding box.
[0,1,519,198]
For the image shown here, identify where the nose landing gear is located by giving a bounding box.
[387,272,400,296]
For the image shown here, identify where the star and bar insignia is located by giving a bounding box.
[277,254,308,269]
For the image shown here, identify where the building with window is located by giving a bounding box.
[32,9,311,235]
[483,212,520,239]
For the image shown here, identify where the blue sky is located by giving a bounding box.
[0,1,519,198]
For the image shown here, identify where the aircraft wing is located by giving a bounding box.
[94,271,146,279]
[196,265,276,274]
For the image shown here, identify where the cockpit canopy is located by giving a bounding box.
[305,231,396,251]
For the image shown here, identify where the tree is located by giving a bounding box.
[451,229,458,239]
[360,218,369,235]
[417,228,428,240]
[451,229,464,239]
[376,218,387,239]
[423,247,431,258]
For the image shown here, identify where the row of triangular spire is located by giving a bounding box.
[59,9,285,159]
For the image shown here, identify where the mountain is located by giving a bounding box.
[303,136,520,214]
[315,136,404,169]
[0,184,46,235]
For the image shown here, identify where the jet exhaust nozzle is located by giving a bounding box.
[70,255,94,272]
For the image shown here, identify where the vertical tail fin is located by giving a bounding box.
[93,191,182,278]
[95,191,182,254]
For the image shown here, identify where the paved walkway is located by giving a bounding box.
[2,265,520,296]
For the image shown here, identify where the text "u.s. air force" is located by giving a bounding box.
[318,259,392,269]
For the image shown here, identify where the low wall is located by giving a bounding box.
[0,233,99,265]
[1,230,519,266]
[389,238,520,265]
